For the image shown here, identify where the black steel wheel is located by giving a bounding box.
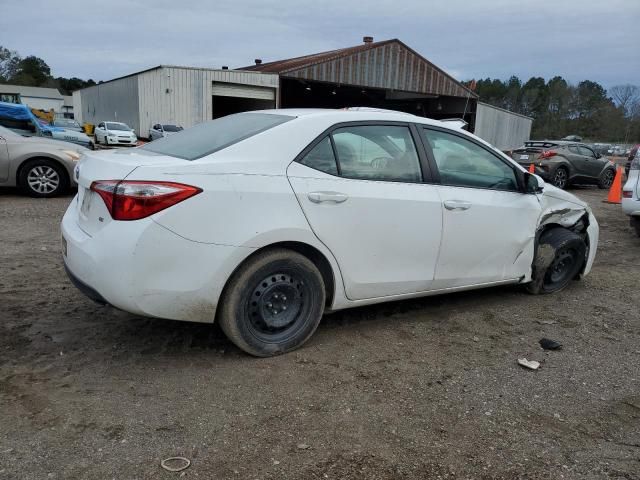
[526,227,586,294]
[598,168,615,189]
[218,249,325,357]
[552,167,569,189]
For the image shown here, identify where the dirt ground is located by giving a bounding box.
[1,186,639,480]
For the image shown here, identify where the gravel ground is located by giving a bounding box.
[0,186,638,480]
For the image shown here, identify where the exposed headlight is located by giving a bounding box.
[61,149,81,161]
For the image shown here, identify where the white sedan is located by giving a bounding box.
[623,149,640,236]
[94,122,137,146]
[61,109,599,357]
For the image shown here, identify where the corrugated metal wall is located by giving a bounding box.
[77,75,140,133]
[283,42,471,98]
[474,102,533,150]
[137,67,279,137]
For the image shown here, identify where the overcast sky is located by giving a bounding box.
[2,0,638,89]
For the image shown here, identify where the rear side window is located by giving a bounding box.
[331,125,422,182]
[299,137,339,175]
[422,128,518,191]
[141,113,293,160]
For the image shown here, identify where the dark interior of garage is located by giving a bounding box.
[279,78,478,131]
[212,96,275,119]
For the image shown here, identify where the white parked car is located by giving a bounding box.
[149,123,183,141]
[94,122,137,146]
[623,148,640,236]
[61,109,599,357]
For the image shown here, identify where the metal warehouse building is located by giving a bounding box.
[74,37,531,147]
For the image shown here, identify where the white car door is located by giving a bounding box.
[0,133,9,181]
[419,127,542,289]
[95,122,105,143]
[287,123,443,301]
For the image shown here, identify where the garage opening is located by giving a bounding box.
[279,78,477,131]
[212,82,276,119]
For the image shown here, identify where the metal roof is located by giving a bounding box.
[240,39,477,99]
[0,84,64,100]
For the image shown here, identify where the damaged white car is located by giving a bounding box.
[61,109,598,356]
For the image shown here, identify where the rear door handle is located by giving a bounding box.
[308,191,348,204]
[444,200,472,211]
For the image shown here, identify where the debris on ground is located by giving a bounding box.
[539,338,563,350]
[517,358,541,370]
[161,457,191,472]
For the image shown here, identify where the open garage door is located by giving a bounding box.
[212,82,276,119]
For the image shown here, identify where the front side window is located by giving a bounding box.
[299,136,338,175]
[422,128,518,191]
[331,125,422,182]
[578,146,595,158]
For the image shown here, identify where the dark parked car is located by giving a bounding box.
[510,140,616,189]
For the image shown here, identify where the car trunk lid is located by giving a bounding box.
[510,141,559,167]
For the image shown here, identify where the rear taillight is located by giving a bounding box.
[540,150,557,159]
[91,180,202,221]
[623,190,633,198]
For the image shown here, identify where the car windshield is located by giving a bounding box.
[0,124,22,138]
[55,119,79,128]
[141,113,294,160]
[162,125,182,132]
[106,123,131,131]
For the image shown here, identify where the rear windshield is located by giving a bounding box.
[162,124,182,132]
[140,113,294,160]
[524,141,558,148]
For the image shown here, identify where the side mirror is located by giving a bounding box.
[596,152,602,159]
[524,172,543,193]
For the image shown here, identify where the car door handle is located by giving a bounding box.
[443,200,472,211]
[308,191,348,204]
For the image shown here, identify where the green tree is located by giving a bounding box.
[11,55,52,86]
[0,46,21,83]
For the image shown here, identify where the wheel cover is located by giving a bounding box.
[247,272,309,340]
[27,165,60,194]
[554,169,567,188]
[544,247,577,286]
[602,170,614,187]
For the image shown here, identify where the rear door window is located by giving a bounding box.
[299,137,339,175]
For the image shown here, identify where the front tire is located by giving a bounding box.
[552,166,569,189]
[598,168,615,189]
[526,227,586,294]
[218,249,325,357]
[18,158,69,198]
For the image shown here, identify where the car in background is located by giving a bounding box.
[52,118,84,133]
[510,140,616,189]
[626,144,639,177]
[562,135,582,142]
[149,123,183,141]
[0,124,84,197]
[622,147,640,236]
[62,109,599,357]
[94,122,138,146]
[0,101,93,149]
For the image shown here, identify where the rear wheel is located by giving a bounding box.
[218,249,325,357]
[598,168,615,189]
[526,227,586,294]
[18,158,68,198]
[552,167,569,189]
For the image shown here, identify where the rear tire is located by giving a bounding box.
[598,168,615,189]
[218,249,325,357]
[526,227,586,294]
[18,158,69,198]
[552,166,569,189]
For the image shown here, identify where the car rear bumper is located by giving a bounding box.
[61,199,254,323]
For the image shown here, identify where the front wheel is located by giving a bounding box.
[526,227,586,294]
[218,249,326,357]
[598,168,615,189]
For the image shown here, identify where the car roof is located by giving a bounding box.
[256,108,455,128]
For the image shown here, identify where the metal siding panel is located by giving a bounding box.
[474,103,532,150]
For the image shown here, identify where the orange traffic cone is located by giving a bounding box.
[603,165,623,204]
[528,163,535,173]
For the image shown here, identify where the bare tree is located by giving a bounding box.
[610,84,640,117]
